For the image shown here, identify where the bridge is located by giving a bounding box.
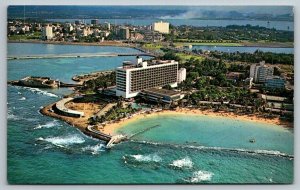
[7,52,155,60]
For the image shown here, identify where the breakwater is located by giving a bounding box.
[8,76,82,88]
[7,52,155,60]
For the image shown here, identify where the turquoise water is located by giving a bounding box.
[190,45,293,54]
[117,114,294,155]
[7,43,294,184]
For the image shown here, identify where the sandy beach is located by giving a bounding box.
[101,108,293,135]
[40,98,292,138]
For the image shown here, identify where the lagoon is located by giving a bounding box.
[190,45,294,54]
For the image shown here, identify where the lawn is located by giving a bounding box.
[142,43,163,50]
[174,42,242,47]
[8,32,42,41]
[176,53,205,62]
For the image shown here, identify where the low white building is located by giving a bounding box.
[265,76,286,89]
[178,68,186,83]
[105,22,111,30]
[250,61,274,83]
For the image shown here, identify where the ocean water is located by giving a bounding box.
[7,43,294,184]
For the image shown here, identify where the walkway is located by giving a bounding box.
[95,103,117,119]
[54,97,84,118]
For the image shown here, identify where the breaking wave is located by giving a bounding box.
[170,157,193,169]
[34,120,60,129]
[7,113,19,120]
[36,135,85,147]
[7,112,38,122]
[130,140,293,159]
[82,144,106,155]
[24,87,58,98]
[127,153,162,162]
[184,170,214,183]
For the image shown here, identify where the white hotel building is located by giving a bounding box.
[116,58,178,98]
[250,61,274,83]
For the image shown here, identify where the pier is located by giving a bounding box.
[86,125,127,148]
[129,125,161,139]
[7,52,155,60]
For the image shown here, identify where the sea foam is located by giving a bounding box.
[7,113,19,120]
[34,120,60,129]
[170,157,193,169]
[185,170,214,183]
[131,140,293,159]
[37,135,85,147]
[24,87,58,98]
[130,154,162,162]
[82,144,106,155]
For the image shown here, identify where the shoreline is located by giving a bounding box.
[102,108,293,135]
[40,99,293,141]
[8,40,294,48]
[41,105,291,136]
[7,40,134,47]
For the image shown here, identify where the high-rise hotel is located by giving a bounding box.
[116,57,178,98]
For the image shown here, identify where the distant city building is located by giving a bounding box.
[143,31,164,42]
[130,31,144,41]
[116,58,178,98]
[152,21,170,34]
[24,25,30,32]
[104,22,111,30]
[93,28,100,37]
[8,26,17,33]
[250,61,274,83]
[42,25,53,40]
[101,31,110,37]
[265,76,286,89]
[64,23,74,32]
[118,27,130,40]
[177,68,186,83]
[75,20,82,25]
[83,27,92,36]
[91,19,99,25]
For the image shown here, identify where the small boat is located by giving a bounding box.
[249,138,256,143]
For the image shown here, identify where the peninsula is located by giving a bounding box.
[32,56,293,148]
[8,18,294,147]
